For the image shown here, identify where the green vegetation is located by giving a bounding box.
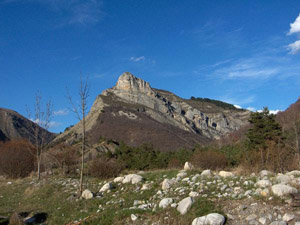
[190,96,244,111]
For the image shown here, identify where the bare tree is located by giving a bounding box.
[67,75,90,194]
[27,92,53,180]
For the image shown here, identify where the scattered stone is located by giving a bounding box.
[269,221,287,225]
[192,213,225,225]
[99,182,113,192]
[162,178,175,190]
[259,170,273,178]
[276,174,291,184]
[189,191,199,198]
[246,214,257,221]
[258,217,267,224]
[219,171,234,178]
[131,214,137,221]
[282,213,295,222]
[81,189,94,199]
[177,197,194,215]
[177,171,187,178]
[159,198,173,209]
[201,169,212,177]
[141,184,150,190]
[184,162,194,170]
[122,174,143,184]
[114,177,124,183]
[256,180,272,188]
[271,184,298,197]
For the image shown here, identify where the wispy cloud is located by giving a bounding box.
[287,14,300,54]
[130,56,145,62]
[53,108,69,116]
[220,95,255,106]
[1,0,104,26]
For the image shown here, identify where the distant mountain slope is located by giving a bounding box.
[54,72,250,151]
[0,108,56,144]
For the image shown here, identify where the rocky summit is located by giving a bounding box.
[55,72,250,151]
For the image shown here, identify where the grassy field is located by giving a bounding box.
[0,169,225,225]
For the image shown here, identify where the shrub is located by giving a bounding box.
[0,140,36,178]
[47,144,79,175]
[89,157,124,179]
[191,149,227,170]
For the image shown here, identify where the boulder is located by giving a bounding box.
[162,178,176,190]
[122,174,143,184]
[114,177,124,183]
[177,171,187,178]
[177,197,194,215]
[159,198,173,209]
[271,184,298,197]
[99,182,113,192]
[282,213,295,222]
[286,170,300,176]
[189,191,199,198]
[276,174,291,184]
[81,189,94,199]
[201,169,212,177]
[184,162,194,170]
[219,171,234,178]
[255,180,272,188]
[141,184,150,190]
[259,170,273,178]
[192,213,225,225]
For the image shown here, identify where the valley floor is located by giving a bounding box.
[0,169,300,225]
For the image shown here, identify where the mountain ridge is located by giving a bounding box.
[53,72,250,151]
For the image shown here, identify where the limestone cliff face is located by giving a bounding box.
[54,72,250,151]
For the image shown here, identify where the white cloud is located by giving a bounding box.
[220,96,255,106]
[130,56,145,62]
[287,14,300,54]
[288,40,300,54]
[269,110,281,114]
[30,118,61,128]
[234,104,242,109]
[246,107,256,112]
[53,109,69,116]
[288,14,300,35]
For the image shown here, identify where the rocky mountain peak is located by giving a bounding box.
[114,72,153,94]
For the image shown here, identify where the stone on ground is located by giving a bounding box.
[99,182,113,192]
[271,184,298,197]
[219,171,234,178]
[122,174,143,184]
[159,198,173,209]
[184,162,194,170]
[192,213,225,225]
[81,189,94,199]
[177,197,194,215]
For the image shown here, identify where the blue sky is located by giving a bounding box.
[1,0,300,133]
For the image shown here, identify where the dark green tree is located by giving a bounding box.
[246,107,283,167]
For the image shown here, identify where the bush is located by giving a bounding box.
[191,149,227,170]
[89,157,124,179]
[0,140,36,178]
[47,144,79,175]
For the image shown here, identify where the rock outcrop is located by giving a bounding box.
[54,72,250,151]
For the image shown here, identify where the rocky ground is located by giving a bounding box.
[1,165,300,224]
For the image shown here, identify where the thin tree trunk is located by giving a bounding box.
[80,104,86,194]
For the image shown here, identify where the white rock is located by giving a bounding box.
[246,214,257,221]
[192,213,225,225]
[159,198,173,209]
[81,189,94,199]
[184,162,194,170]
[269,221,287,225]
[259,217,267,224]
[7,182,12,185]
[162,178,176,190]
[131,214,137,221]
[177,171,187,178]
[256,180,272,188]
[282,213,295,222]
[271,184,298,197]
[189,191,199,197]
[219,171,234,178]
[276,174,291,184]
[286,170,300,176]
[259,170,273,177]
[192,174,201,181]
[177,197,194,215]
[99,182,113,192]
[141,184,150,190]
[114,176,124,183]
[122,174,143,184]
[201,169,212,177]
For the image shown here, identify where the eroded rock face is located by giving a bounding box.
[54,72,250,151]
